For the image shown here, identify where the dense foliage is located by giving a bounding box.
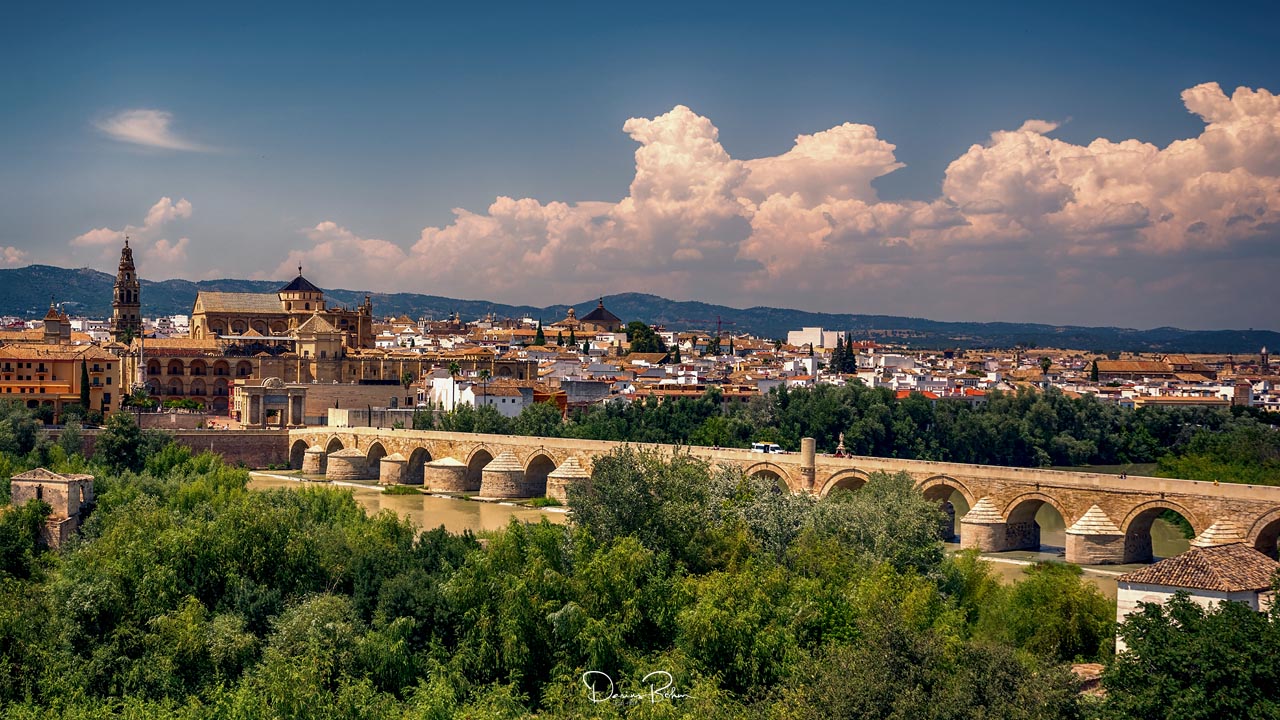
[0,404,1127,718]
[1103,593,1280,719]
[416,385,1280,483]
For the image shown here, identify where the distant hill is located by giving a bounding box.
[3,264,1277,353]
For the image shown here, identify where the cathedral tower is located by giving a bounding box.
[111,238,142,342]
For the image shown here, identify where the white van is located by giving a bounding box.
[751,442,783,454]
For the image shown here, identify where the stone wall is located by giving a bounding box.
[71,429,290,469]
[138,412,224,430]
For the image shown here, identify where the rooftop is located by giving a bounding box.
[1117,543,1280,593]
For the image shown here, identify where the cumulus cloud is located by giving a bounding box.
[72,197,194,277]
[2,246,28,266]
[94,109,211,151]
[277,83,1280,326]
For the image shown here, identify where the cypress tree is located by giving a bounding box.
[1090,358,1100,382]
[80,359,91,409]
[556,331,564,346]
[568,329,577,346]
[534,321,545,346]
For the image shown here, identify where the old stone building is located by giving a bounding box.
[117,245,535,412]
[189,269,375,349]
[8,467,95,548]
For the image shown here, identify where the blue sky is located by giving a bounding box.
[2,1,1278,329]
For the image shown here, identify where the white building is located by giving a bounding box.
[460,384,529,417]
[1114,541,1279,652]
[786,327,845,349]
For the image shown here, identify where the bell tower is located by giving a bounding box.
[111,238,142,342]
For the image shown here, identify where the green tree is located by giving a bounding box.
[977,562,1114,663]
[795,470,946,575]
[58,418,83,457]
[567,328,576,347]
[1090,358,1100,382]
[1104,593,1280,719]
[0,498,51,580]
[94,411,164,472]
[0,402,40,456]
[533,321,545,346]
[705,336,721,356]
[512,402,563,437]
[568,447,726,571]
[1039,356,1052,375]
[625,321,667,355]
[555,331,564,346]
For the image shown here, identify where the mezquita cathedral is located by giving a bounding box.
[117,243,532,413]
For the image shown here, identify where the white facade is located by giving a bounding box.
[1115,581,1265,653]
[786,327,845,349]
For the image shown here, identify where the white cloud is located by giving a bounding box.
[72,197,194,278]
[94,109,211,152]
[73,197,192,248]
[275,83,1280,326]
[2,246,28,266]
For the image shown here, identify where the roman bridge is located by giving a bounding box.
[286,427,1280,566]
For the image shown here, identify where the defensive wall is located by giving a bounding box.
[287,427,1280,566]
[67,428,292,468]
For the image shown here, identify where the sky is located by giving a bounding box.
[2,1,1278,330]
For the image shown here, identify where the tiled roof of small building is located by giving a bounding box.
[1117,543,1280,592]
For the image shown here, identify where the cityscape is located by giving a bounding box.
[2,2,1280,718]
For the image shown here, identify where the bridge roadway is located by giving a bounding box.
[287,427,1280,566]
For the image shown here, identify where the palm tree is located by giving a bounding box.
[448,361,462,411]
[479,368,491,411]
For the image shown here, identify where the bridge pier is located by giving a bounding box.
[479,451,529,498]
[1064,505,1125,565]
[959,498,1009,552]
[379,453,407,485]
[302,445,325,475]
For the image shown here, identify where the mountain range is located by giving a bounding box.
[2,264,1276,354]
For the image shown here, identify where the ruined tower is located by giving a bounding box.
[111,238,142,342]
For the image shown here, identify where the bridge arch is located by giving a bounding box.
[466,447,495,488]
[1001,492,1070,553]
[744,461,794,493]
[289,439,309,470]
[1121,500,1199,564]
[524,452,558,497]
[406,447,432,485]
[325,436,345,455]
[917,475,975,507]
[819,469,871,497]
[366,442,388,470]
[1248,508,1280,559]
[918,475,973,542]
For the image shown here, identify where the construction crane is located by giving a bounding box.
[687,315,737,337]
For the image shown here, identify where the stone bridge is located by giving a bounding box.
[287,427,1280,566]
